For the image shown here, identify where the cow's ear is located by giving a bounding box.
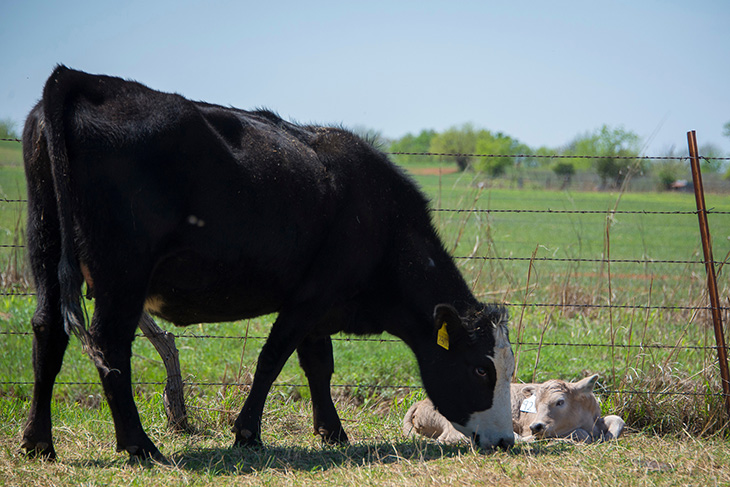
[574,374,599,394]
[433,304,462,350]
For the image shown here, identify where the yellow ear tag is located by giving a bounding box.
[437,323,450,350]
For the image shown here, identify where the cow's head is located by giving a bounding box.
[419,303,514,449]
[517,375,601,439]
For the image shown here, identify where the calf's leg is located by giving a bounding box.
[297,335,348,445]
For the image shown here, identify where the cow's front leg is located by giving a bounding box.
[297,335,348,445]
[90,305,163,461]
[233,309,314,448]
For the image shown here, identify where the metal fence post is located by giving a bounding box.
[687,130,730,418]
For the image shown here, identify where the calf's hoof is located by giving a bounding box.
[20,438,56,460]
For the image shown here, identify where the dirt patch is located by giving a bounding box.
[407,167,459,175]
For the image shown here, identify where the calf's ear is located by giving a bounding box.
[574,374,599,394]
[519,385,536,398]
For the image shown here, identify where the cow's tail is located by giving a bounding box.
[42,65,110,374]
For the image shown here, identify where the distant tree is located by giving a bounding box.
[429,123,478,171]
[653,147,686,190]
[389,129,436,165]
[0,118,19,139]
[565,125,642,188]
[473,130,522,177]
[717,122,730,179]
[655,161,686,190]
[528,146,561,168]
[697,143,725,173]
[552,162,575,189]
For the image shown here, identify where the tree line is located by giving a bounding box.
[387,122,730,189]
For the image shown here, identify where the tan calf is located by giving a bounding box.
[404,375,624,444]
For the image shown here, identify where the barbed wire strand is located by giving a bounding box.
[3,195,730,215]
[2,330,727,353]
[389,151,730,161]
[0,244,724,266]
[2,135,729,159]
[0,291,726,312]
[7,138,730,162]
[0,379,726,398]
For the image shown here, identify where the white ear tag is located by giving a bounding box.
[520,394,537,414]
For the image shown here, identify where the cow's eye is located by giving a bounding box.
[474,367,487,377]
[556,399,565,407]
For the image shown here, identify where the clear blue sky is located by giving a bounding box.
[2,0,729,155]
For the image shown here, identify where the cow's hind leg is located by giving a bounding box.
[21,143,68,459]
[21,295,68,460]
[297,335,348,445]
[90,299,163,461]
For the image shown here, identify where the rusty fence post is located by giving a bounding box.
[687,130,730,419]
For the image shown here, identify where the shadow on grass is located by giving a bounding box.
[145,439,577,475]
[168,441,463,475]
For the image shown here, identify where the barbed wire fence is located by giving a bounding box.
[0,134,729,432]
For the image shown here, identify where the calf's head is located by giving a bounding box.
[420,303,514,449]
[518,375,601,439]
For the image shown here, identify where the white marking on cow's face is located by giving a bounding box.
[453,321,515,448]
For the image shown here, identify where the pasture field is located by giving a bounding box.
[1,141,729,484]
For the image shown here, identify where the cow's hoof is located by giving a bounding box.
[117,442,167,463]
[318,427,349,446]
[123,444,166,463]
[20,438,56,460]
[232,427,263,449]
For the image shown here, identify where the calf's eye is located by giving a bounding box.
[474,367,487,377]
[556,399,565,407]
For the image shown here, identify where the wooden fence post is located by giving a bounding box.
[138,313,190,432]
[687,130,730,419]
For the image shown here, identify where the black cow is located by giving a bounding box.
[21,66,515,460]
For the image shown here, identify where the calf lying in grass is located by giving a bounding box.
[404,374,625,444]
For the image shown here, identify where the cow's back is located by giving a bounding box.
[31,66,430,327]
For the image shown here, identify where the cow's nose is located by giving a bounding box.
[530,422,545,435]
[496,436,514,450]
[474,434,515,450]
